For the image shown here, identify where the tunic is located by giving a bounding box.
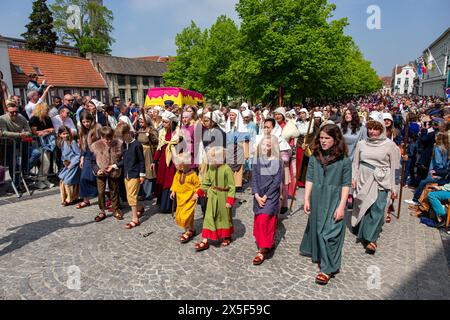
[198,164,236,240]
[300,156,352,275]
[171,171,200,230]
[137,128,158,180]
[58,140,81,186]
[339,124,367,161]
[252,158,283,249]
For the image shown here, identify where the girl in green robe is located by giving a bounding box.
[300,124,352,285]
[194,147,236,251]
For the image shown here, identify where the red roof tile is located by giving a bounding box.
[9,48,107,88]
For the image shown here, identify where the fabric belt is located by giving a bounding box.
[360,161,376,170]
[211,186,230,192]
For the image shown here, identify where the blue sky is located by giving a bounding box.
[1,0,449,76]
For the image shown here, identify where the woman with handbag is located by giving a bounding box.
[29,103,55,190]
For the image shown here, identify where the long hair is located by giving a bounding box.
[79,111,97,151]
[312,124,348,160]
[435,132,450,160]
[32,103,49,121]
[256,134,280,160]
[57,125,73,149]
[341,107,361,135]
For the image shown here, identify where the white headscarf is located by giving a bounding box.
[161,111,177,122]
[226,109,247,133]
[205,110,226,131]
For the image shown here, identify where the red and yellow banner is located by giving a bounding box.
[144,87,204,108]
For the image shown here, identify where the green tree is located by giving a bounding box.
[50,0,114,55]
[164,21,207,93]
[22,0,58,53]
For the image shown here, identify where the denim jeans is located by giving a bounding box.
[428,191,450,217]
[413,177,438,202]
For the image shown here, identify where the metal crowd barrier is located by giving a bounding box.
[0,135,60,198]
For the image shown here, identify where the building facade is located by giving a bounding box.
[419,27,450,98]
[0,36,13,94]
[379,76,392,95]
[392,64,416,95]
[87,53,167,106]
[8,48,107,106]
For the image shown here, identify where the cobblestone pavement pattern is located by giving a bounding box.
[0,187,449,300]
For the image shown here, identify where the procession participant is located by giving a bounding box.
[251,134,283,265]
[136,113,159,200]
[151,111,180,214]
[87,99,108,127]
[351,112,400,255]
[90,126,123,222]
[242,109,258,182]
[57,126,81,206]
[194,147,236,251]
[170,153,201,244]
[178,111,196,169]
[295,108,313,188]
[300,124,351,285]
[274,107,300,207]
[226,109,249,191]
[152,106,164,132]
[77,111,101,209]
[109,123,146,229]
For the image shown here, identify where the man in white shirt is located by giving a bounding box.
[52,106,77,136]
[25,85,53,118]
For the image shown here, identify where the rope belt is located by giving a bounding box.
[360,161,376,170]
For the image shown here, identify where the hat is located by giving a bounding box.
[299,108,309,119]
[274,107,286,118]
[369,111,383,123]
[242,109,252,118]
[89,99,105,111]
[161,111,177,122]
[164,100,174,107]
[313,111,323,118]
[382,113,393,122]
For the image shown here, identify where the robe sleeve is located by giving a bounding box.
[171,171,180,193]
[251,161,259,195]
[225,165,236,206]
[266,160,283,197]
[306,156,315,183]
[389,144,401,193]
[68,141,81,169]
[342,157,352,187]
[198,168,211,198]
[352,142,361,181]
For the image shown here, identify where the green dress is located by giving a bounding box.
[300,156,352,275]
[200,164,236,241]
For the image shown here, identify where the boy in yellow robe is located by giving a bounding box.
[170,153,200,243]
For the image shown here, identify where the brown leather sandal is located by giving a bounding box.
[180,230,196,244]
[366,242,377,255]
[253,251,265,266]
[195,241,209,252]
[76,201,91,209]
[315,272,332,285]
[386,215,392,223]
[125,220,141,229]
[114,210,124,221]
[95,212,107,223]
[221,238,232,247]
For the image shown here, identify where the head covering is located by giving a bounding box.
[161,111,177,122]
[182,112,192,120]
[313,111,323,118]
[262,109,270,119]
[226,109,247,133]
[153,106,164,117]
[369,111,383,123]
[242,109,252,118]
[241,102,249,110]
[367,111,387,145]
[274,107,286,119]
[197,108,203,117]
[382,113,393,122]
[287,109,297,119]
[300,108,309,119]
[89,99,105,112]
[205,110,226,131]
[164,100,174,107]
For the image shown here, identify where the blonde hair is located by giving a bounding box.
[32,103,49,120]
[256,134,280,159]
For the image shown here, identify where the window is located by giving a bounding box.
[117,75,126,86]
[143,90,148,101]
[119,89,126,102]
[397,78,401,85]
[130,76,138,87]
[64,89,72,95]
[83,90,90,97]
[404,79,409,87]
[143,76,151,87]
[154,77,161,87]
[96,90,101,100]
[131,89,137,103]
[13,64,24,74]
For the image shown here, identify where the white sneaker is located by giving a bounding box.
[35,182,48,190]
[44,181,55,188]
[404,199,418,205]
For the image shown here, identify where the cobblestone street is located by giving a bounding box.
[0,187,449,300]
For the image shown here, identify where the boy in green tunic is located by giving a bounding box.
[300,124,351,285]
[194,147,236,251]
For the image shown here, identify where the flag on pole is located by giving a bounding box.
[419,56,427,74]
[417,58,423,77]
[427,51,434,71]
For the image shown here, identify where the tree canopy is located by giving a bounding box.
[50,0,114,56]
[164,0,381,105]
[22,0,59,53]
